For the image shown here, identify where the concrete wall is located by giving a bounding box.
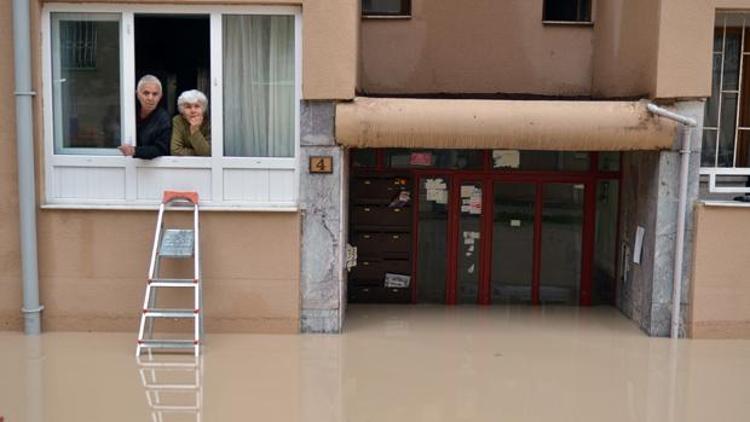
[689,204,750,338]
[37,211,301,332]
[0,0,23,331]
[617,101,703,337]
[359,0,594,96]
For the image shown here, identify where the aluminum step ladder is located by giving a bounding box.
[137,191,203,357]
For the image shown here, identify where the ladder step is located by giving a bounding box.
[138,339,198,349]
[159,229,195,258]
[149,278,198,287]
[143,309,199,318]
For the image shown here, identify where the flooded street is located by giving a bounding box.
[1,305,749,421]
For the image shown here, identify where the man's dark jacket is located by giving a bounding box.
[135,106,171,159]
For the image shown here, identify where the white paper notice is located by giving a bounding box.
[510,219,521,227]
[493,150,520,168]
[460,185,475,197]
[435,190,448,204]
[633,226,645,264]
[467,264,475,274]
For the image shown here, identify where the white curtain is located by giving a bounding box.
[223,15,294,157]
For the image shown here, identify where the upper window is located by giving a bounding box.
[362,0,411,18]
[50,11,295,158]
[543,0,591,23]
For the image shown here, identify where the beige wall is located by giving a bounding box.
[359,0,594,96]
[592,0,660,98]
[654,0,714,99]
[42,0,358,100]
[37,211,301,332]
[0,0,23,331]
[689,204,750,338]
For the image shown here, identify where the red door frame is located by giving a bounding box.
[354,150,621,306]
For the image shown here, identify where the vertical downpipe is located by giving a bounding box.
[13,0,43,334]
[646,104,697,339]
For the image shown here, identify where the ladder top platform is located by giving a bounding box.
[162,191,199,205]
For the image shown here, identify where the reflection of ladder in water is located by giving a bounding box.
[137,191,203,357]
[138,351,203,422]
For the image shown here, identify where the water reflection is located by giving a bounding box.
[137,352,203,422]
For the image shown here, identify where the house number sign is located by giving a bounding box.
[309,156,333,174]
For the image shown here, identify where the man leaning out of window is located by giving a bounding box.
[119,74,171,159]
[171,90,211,157]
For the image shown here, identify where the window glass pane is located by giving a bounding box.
[704,53,721,128]
[51,13,121,153]
[457,182,481,304]
[543,0,590,22]
[718,93,738,167]
[701,129,718,167]
[491,183,535,304]
[723,30,742,91]
[593,181,618,305]
[386,149,482,169]
[540,183,584,305]
[417,177,449,303]
[714,28,724,53]
[363,0,407,15]
[495,151,589,171]
[223,15,295,157]
[737,130,750,167]
[598,152,620,171]
[352,149,377,167]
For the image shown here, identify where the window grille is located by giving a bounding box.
[61,21,98,70]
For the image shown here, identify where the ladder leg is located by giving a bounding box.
[137,284,154,356]
[145,256,162,339]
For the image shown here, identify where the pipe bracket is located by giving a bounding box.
[14,91,37,96]
[21,305,45,313]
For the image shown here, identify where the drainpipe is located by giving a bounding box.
[646,103,697,339]
[13,0,43,334]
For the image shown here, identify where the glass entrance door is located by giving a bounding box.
[539,183,584,305]
[491,182,535,304]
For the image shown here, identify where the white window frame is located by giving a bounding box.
[42,3,302,210]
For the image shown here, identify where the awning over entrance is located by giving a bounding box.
[335,97,678,151]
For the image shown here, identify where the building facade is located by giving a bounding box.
[1,0,749,337]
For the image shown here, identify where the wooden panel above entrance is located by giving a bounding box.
[335,97,677,151]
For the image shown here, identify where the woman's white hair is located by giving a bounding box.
[177,90,209,114]
[136,74,162,93]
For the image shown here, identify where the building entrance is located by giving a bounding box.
[348,150,620,307]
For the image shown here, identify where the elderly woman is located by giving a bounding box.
[171,89,211,156]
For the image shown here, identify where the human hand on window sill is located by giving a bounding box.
[118,145,135,156]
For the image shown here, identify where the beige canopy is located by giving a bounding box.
[335,97,677,151]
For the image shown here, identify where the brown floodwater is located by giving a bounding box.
[1,305,749,421]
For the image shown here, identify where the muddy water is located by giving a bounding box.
[1,305,749,422]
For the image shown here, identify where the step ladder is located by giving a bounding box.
[137,191,203,357]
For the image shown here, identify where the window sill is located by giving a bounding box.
[700,200,750,208]
[41,203,299,212]
[362,15,412,20]
[542,20,594,27]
